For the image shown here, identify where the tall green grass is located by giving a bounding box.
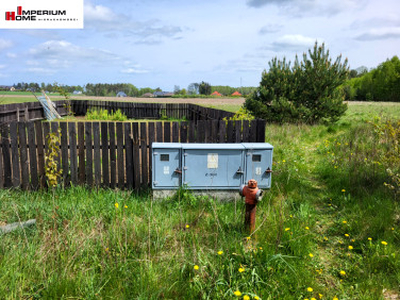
[1,103,400,299]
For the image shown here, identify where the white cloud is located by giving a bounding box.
[259,24,283,35]
[247,0,366,16]
[84,3,117,22]
[6,53,17,59]
[0,39,13,51]
[356,27,400,41]
[121,68,149,74]
[26,67,57,75]
[269,34,319,51]
[83,2,183,43]
[29,40,120,63]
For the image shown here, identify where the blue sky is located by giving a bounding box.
[1,0,399,90]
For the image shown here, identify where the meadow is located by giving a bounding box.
[0,100,399,299]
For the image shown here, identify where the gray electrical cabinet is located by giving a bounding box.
[152,143,182,189]
[152,143,273,190]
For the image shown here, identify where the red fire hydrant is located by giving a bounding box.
[240,179,263,233]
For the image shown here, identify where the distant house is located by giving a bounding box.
[211,91,222,96]
[153,91,174,97]
[10,87,16,92]
[141,93,154,98]
[116,91,127,97]
[0,85,13,91]
[73,90,82,95]
[231,91,242,96]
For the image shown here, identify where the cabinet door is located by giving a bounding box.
[183,149,244,189]
[152,149,181,189]
[245,150,273,188]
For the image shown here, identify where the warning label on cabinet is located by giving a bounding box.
[207,153,218,169]
[163,166,170,175]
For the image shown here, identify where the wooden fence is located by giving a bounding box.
[0,100,235,125]
[0,120,266,190]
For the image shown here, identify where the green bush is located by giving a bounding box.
[86,108,127,121]
[245,43,348,124]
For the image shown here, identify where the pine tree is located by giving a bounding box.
[245,42,349,124]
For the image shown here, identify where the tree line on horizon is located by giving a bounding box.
[3,82,255,97]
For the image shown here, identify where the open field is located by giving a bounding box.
[0,100,399,298]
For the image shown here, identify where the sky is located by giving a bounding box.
[0,0,399,91]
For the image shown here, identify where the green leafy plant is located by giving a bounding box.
[45,129,62,188]
[223,106,255,122]
[86,108,127,121]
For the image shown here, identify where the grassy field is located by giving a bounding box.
[0,101,400,299]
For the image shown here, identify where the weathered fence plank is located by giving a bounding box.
[125,123,133,189]
[116,122,124,189]
[140,122,148,188]
[18,122,29,190]
[60,122,69,187]
[35,122,45,188]
[85,122,93,187]
[69,122,78,185]
[93,122,101,187]
[27,122,38,190]
[101,122,109,187]
[78,122,85,185]
[109,122,116,189]
[10,122,20,187]
[132,123,140,189]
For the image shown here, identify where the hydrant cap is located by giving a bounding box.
[247,179,258,189]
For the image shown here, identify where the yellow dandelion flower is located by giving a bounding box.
[307,287,313,292]
[246,236,251,240]
[348,245,353,250]
[254,297,260,300]
[259,247,263,250]
[324,237,329,241]
[285,227,290,231]
[124,205,128,208]
[194,265,199,270]
[305,226,310,230]
[233,290,242,297]
[309,253,314,258]
[351,239,355,242]
[381,241,388,246]
[115,203,119,209]
[282,160,286,163]
[243,295,250,300]
[344,234,349,237]
[217,250,223,255]
[341,189,346,193]
[239,267,245,273]
[311,298,317,300]
[340,270,346,276]
[186,224,190,229]
[368,237,372,241]
[333,297,339,300]
[342,220,347,224]
[391,227,394,231]
[290,214,293,218]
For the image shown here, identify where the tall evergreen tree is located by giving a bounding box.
[245,42,349,124]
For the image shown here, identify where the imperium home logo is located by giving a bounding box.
[1,0,83,29]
